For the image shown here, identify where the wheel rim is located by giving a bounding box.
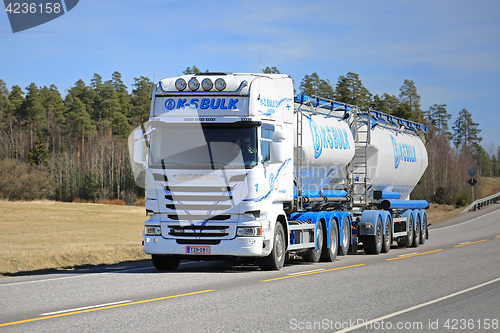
[376,221,382,247]
[342,221,348,247]
[408,217,413,240]
[385,223,390,246]
[417,218,421,237]
[331,226,337,250]
[317,225,323,253]
[275,228,284,262]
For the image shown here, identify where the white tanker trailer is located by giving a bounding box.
[129,73,429,270]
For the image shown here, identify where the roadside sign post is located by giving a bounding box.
[468,169,477,202]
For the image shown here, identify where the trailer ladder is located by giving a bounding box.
[295,106,304,211]
[351,109,370,205]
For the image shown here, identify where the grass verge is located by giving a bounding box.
[0,200,148,277]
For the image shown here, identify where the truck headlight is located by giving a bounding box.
[145,226,161,236]
[236,227,262,237]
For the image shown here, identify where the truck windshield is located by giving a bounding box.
[148,123,258,170]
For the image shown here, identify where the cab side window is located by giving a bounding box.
[261,124,274,162]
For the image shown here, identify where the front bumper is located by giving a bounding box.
[144,235,265,257]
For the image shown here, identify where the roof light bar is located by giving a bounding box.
[188,78,200,91]
[175,78,187,91]
[215,78,226,91]
[202,78,213,91]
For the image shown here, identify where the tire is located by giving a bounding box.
[381,218,391,253]
[152,255,181,270]
[419,215,427,245]
[397,215,413,248]
[259,222,286,270]
[338,217,350,256]
[411,215,420,248]
[303,221,324,262]
[364,217,383,254]
[321,220,338,262]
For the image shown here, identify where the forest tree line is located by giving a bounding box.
[1,66,499,206]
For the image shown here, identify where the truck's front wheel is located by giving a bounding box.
[259,222,286,270]
[152,254,181,270]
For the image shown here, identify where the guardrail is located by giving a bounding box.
[460,191,500,214]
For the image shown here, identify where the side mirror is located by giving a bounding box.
[134,140,146,164]
[273,129,286,141]
[270,142,284,163]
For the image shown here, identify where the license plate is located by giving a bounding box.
[186,246,211,254]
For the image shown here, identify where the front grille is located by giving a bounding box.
[165,185,233,193]
[168,225,230,237]
[176,239,221,245]
[164,185,235,217]
[165,194,232,201]
[166,204,232,210]
[167,214,231,221]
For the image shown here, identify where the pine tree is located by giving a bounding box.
[0,79,9,124]
[100,80,130,138]
[64,94,95,157]
[452,108,482,150]
[334,72,372,111]
[398,79,423,122]
[299,72,335,100]
[90,74,104,121]
[21,83,47,131]
[130,76,154,126]
[371,93,399,114]
[111,71,131,119]
[426,104,452,139]
[67,79,96,121]
[29,129,49,167]
[183,66,201,74]
[263,66,280,74]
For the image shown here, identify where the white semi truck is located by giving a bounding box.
[129,72,429,270]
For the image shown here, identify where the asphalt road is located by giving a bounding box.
[1,203,499,332]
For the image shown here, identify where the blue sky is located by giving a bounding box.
[1,0,499,150]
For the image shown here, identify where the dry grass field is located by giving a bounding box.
[1,177,499,276]
[0,200,148,276]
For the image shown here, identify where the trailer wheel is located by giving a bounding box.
[411,215,420,248]
[259,222,286,270]
[321,220,338,262]
[339,217,350,256]
[152,255,181,270]
[419,215,427,245]
[304,221,324,262]
[381,218,391,253]
[397,215,413,248]
[364,217,383,254]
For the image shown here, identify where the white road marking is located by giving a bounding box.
[287,269,325,276]
[398,252,419,257]
[432,210,499,231]
[0,266,154,287]
[458,241,471,245]
[40,300,132,316]
[334,276,500,333]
